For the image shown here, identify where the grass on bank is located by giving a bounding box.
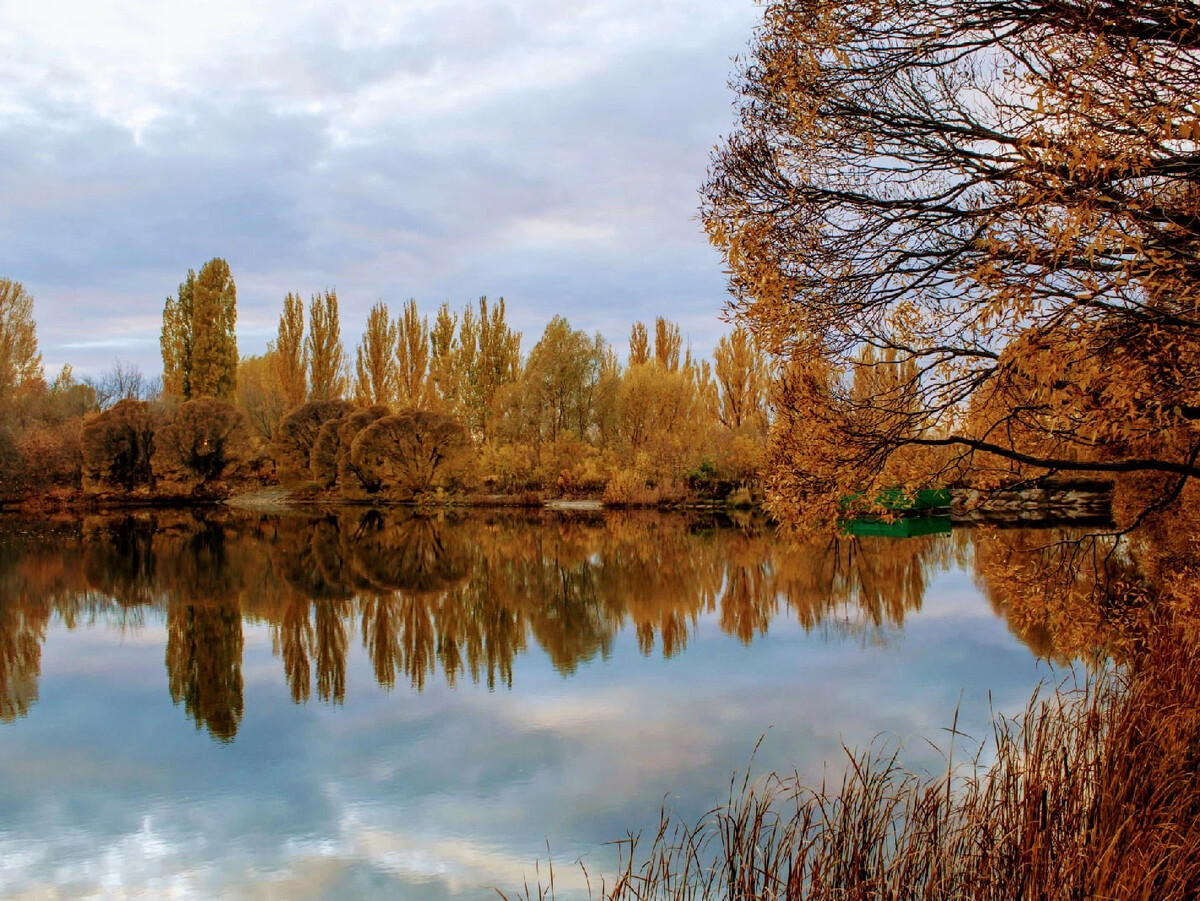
[502,624,1200,900]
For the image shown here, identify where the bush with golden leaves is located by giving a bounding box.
[152,398,252,495]
[309,416,345,490]
[79,399,158,493]
[17,421,82,489]
[349,410,470,497]
[270,399,353,486]
[336,405,390,496]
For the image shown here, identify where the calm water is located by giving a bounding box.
[0,509,1063,899]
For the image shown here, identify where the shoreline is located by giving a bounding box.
[2,482,1116,525]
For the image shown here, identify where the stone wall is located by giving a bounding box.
[950,485,1112,524]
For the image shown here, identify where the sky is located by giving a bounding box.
[0,0,764,381]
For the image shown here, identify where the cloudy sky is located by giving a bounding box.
[0,0,763,380]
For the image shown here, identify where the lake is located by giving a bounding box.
[0,508,1067,899]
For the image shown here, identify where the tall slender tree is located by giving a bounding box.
[714,327,768,433]
[468,296,521,439]
[429,302,461,413]
[161,259,237,400]
[628,321,650,367]
[354,301,397,406]
[306,290,347,402]
[653,318,682,373]
[161,271,195,399]
[190,258,238,400]
[272,292,307,408]
[395,299,431,409]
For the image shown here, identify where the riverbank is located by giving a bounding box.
[5,482,1115,525]
[0,483,766,516]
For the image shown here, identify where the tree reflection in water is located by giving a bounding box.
[0,510,1127,740]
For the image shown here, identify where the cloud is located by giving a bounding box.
[0,0,762,377]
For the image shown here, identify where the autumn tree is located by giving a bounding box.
[86,360,155,410]
[161,271,193,400]
[702,0,1200,527]
[153,398,252,493]
[616,355,706,479]
[310,414,348,489]
[714,327,768,434]
[653,317,681,373]
[161,259,237,401]
[458,297,521,440]
[628,321,650,367]
[593,346,623,450]
[190,259,238,400]
[523,316,605,446]
[79,399,157,492]
[162,260,236,400]
[0,278,43,401]
[272,292,307,408]
[354,301,397,406]
[306,290,347,402]
[336,404,391,494]
[235,353,286,441]
[395,299,432,409]
[429,302,462,413]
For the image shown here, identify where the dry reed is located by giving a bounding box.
[502,624,1200,900]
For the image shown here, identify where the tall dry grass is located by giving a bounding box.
[502,624,1200,900]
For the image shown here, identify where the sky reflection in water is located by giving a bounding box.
[0,510,1063,899]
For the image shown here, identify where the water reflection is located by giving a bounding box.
[0,509,1110,740]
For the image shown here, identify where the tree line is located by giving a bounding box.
[0,265,770,503]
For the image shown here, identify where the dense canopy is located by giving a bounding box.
[703,0,1200,527]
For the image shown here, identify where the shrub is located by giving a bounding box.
[309,416,346,490]
[350,410,470,497]
[17,421,82,489]
[270,400,353,486]
[336,405,391,495]
[152,398,252,494]
[602,468,652,506]
[0,427,23,498]
[79,399,157,492]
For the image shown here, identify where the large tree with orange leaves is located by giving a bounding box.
[703,0,1200,528]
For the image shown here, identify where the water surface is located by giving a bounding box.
[0,509,1067,898]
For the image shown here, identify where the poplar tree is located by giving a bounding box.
[306,290,347,402]
[469,296,521,439]
[273,292,307,408]
[354,301,397,406]
[714,327,768,433]
[161,258,237,401]
[395,299,431,410]
[628,322,650,367]
[429,302,461,412]
[161,271,194,399]
[190,258,238,400]
[653,318,682,372]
